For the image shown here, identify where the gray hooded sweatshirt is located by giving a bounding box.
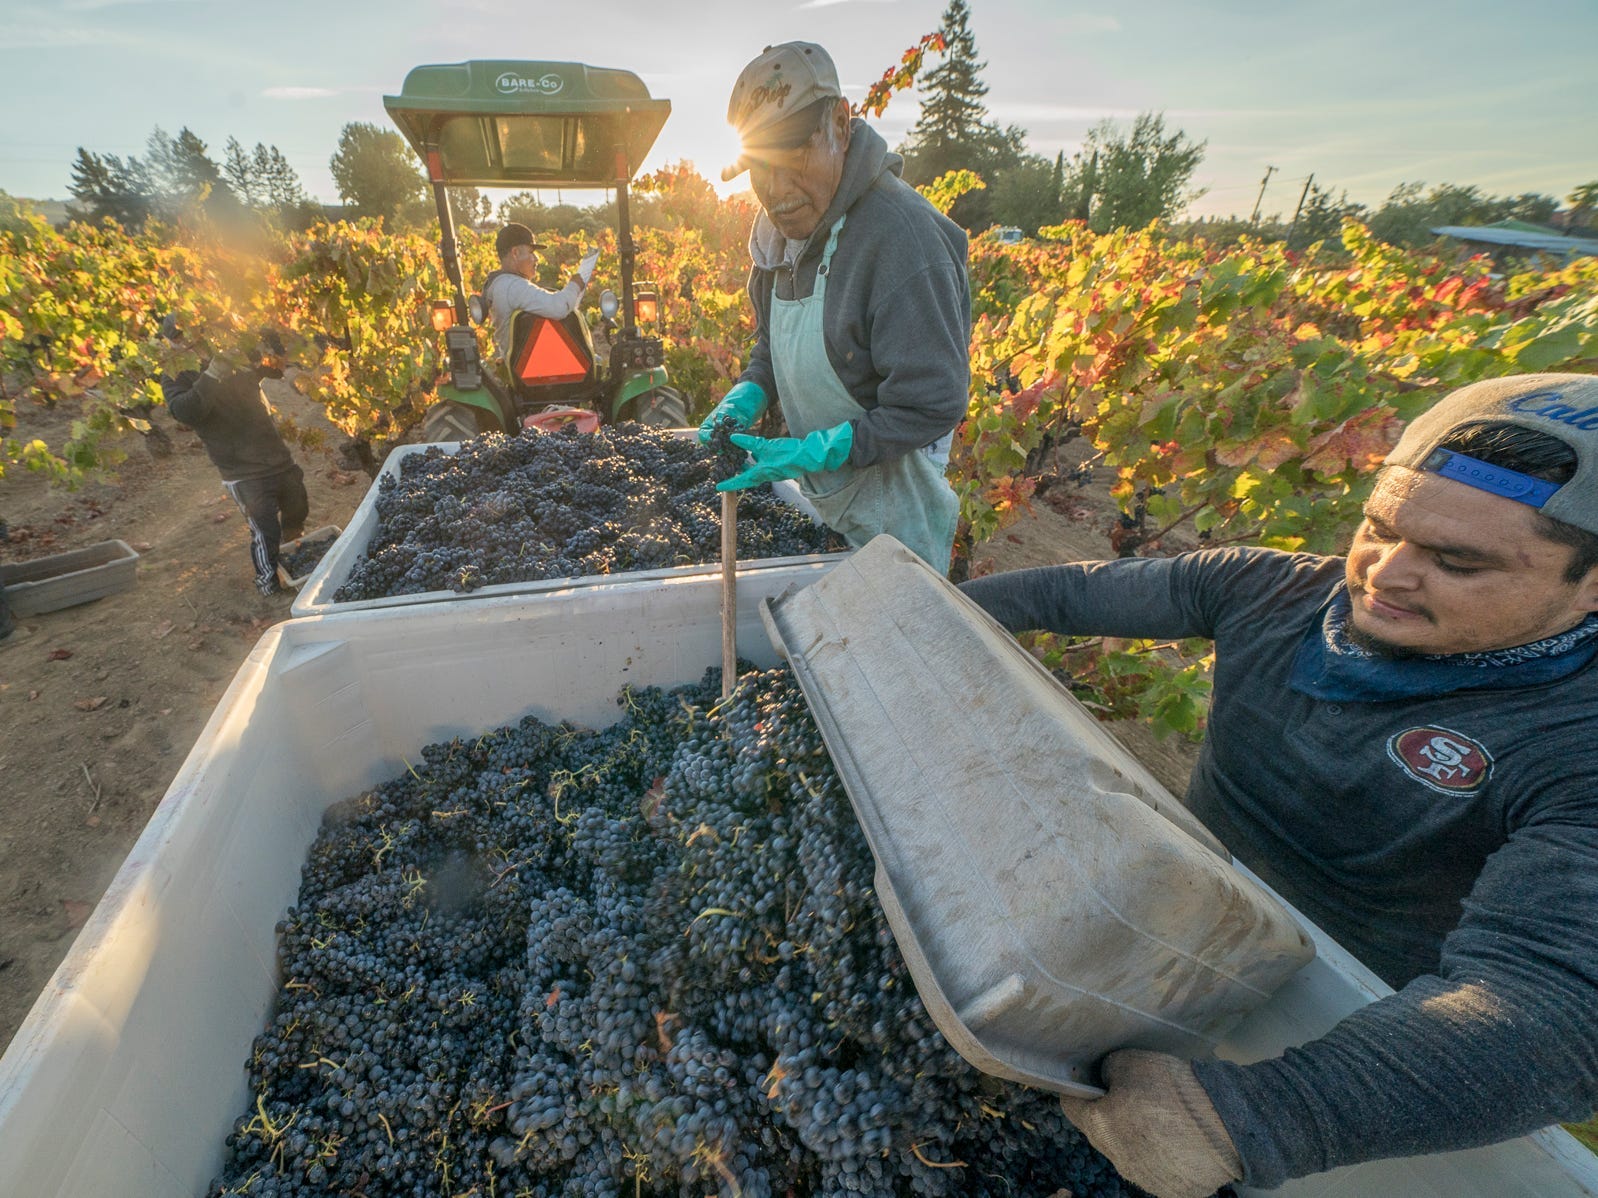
[738,120,971,468]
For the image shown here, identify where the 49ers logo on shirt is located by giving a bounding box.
[1386,726,1494,795]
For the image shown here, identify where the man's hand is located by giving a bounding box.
[716,423,853,491]
[1057,1051,1242,1198]
[578,248,600,284]
[696,380,769,443]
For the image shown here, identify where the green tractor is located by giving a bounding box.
[385,60,689,439]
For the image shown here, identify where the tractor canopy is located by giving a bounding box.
[383,61,671,188]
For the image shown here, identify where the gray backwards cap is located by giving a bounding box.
[722,42,844,182]
[1385,373,1598,536]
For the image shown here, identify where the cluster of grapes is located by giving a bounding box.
[707,415,749,485]
[208,669,1142,1198]
[278,533,339,582]
[333,425,840,602]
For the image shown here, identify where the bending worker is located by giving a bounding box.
[961,373,1598,1197]
[482,223,597,367]
[163,330,308,597]
[700,42,969,571]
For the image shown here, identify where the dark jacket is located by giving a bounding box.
[961,548,1598,1188]
[165,365,295,483]
[739,120,971,468]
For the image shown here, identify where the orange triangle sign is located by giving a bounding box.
[516,317,590,385]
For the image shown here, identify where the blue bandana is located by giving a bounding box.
[1289,588,1598,703]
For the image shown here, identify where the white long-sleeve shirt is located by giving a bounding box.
[484,271,584,365]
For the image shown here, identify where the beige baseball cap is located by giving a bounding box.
[722,42,844,182]
[1386,373,1598,535]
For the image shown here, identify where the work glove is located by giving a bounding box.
[696,380,769,443]
[716,423,853,492]
[1057,1051,1242,1198]
[578,248,600,284]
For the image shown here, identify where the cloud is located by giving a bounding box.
[262,86,341,100]
[795,0,899,8]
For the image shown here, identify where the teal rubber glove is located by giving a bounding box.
[697,380,769,444]
[717,423,854,492]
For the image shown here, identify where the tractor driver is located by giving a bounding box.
[960,373,1598,1197]
[700,42,969,573]
[482,223,597,369]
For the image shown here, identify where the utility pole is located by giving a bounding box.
[1250,165,1278,224]
[1287,173,1315,242]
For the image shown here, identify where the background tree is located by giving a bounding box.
[143,126,240,219]
[446,186,494,227]
[1366,181,1559,248]
[1066,112,1206,232]
[329,122,427,224]
[222,137,263,208]
[1563,181,1598,235]
[988,153,1064,233]
[1287,182,1368,249]
[67,147,153,227]
[223,138,320,229]
[495,192,608,238]
[898,0,1025,228]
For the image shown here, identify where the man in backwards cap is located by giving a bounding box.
[700,42,969,571]
[961,374,1598,1196]
[482,223,597,368]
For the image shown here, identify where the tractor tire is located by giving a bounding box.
[622,386,689,429]
[420,401,495,445]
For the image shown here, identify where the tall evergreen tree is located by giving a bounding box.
[144,126,239,217]
[223,137,262,207]
[902,0,993,182]
[899,0,1027,228]
[67,147,154,227]
[223,137,314,218]
[259,146,315,217]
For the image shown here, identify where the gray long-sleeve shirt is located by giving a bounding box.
[959,548,1598,1188]
[739,120,970,469]
[484,270,584,366]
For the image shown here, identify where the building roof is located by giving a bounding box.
[1430,223,1598,256]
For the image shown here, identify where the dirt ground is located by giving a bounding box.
[0,377,373,1053]
[0,405,1196,1057]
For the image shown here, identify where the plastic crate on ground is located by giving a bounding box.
[0,540,140,615]
[275,525,344,590]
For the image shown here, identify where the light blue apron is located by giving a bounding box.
[769,215,960,571]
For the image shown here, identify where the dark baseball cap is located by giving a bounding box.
[1386,373,1598,536]
[495,223,543,258]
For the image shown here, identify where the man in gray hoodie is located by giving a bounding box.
[700,42,970,571]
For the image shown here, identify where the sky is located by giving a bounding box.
[1,0,1594,222]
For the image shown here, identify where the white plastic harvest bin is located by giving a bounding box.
[1,572,1595,1197]
[290,439,844,618]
